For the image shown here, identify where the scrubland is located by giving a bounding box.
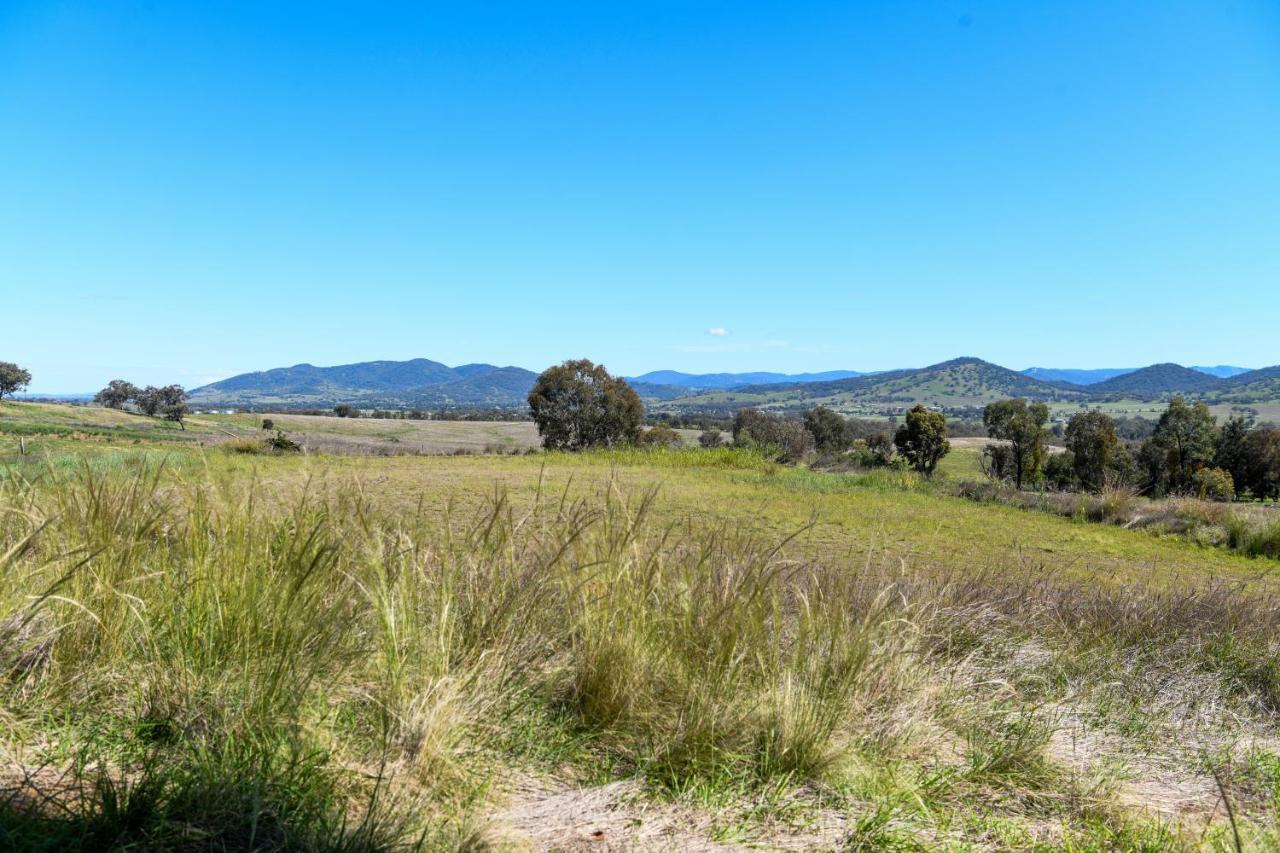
[2,405,1280,850]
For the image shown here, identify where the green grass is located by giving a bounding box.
[4,402,1280,849]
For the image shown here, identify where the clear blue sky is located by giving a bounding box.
[3,1,1279,392]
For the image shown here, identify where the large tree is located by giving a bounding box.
[1213,416,1251,495]
[983,399,1049,490]
[1242,428,1280,500]
[528,359,643,450]
[1064,410,1120,492]
[894,405,949,476]
[1142,396,1216,495]
[0,362,32,401]
[94,379,139,409]
[135,384,190,429]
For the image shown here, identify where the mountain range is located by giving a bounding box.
[1023,365,1251,385]
[186,358,1276,412]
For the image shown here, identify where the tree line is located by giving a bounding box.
[979,396,1279,501]
[525,360,1279,502]
[93,379,191,428]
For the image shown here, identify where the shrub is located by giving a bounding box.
[732,409,815,463]
[637,422,682,449]
[265,430,302,452]
[698,429,723,448]
[261,418,275,430]
[1193,467,1236,502]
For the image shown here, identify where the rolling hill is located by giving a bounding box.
[1087,363,1225,397]
[1022,366,1251,385]
[190,360,541,408]
[184,356,1280,414]
[659,358,1089,412]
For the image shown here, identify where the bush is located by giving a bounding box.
[731,409,814,463]
[636,422,682,448]
[261,418,275,430]
[1193,467,1236,502]
[265,430,303,452]
[698,429,723,448]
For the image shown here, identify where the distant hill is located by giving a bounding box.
[627,369,864,389]
[1022,366,1251,385]
[1219,365,1280,403]
[1088,363,1225,397]
[1022,367,1137,386]
[185,356,1280,413]
[190,359,540,408]
[664,357,1087,411]
[1192,365,1253,379]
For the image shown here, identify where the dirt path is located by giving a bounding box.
[492,775,854,852]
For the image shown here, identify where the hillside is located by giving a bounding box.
[1088,363,1225,397]
[662,357,1088,412]
[1219,365,1280,404]
[190,359,541,408]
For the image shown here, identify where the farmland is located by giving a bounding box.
[3,402,1280,850]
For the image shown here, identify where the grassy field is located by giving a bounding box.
[3,402,1280,850]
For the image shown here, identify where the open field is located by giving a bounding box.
[3,402,1280,850]
[0,402,701,459]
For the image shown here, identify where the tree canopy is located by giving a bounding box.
[894,405,949,476]
[983,399,1049,489]
[0,362,32,401]
[528,359,644,450]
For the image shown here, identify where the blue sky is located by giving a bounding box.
[3,1,1279,392]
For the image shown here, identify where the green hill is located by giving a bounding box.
[1088,363,1225,397]
[664,357,1087,412]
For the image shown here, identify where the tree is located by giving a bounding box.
[333,404,358,418]
[135,385,189,428]
[1064,410,1120,493]
[527,359,644,450]
[698,429,724,448]
[803,406,851,452]
[894,405,949,477]
[94,379,138,409]
[1142,396,1216,495]
[0,362,32,401]
[1214,416,1251,494]
[983,399,1049,490]
[261,418,275,430]
[1241,428,1280,500]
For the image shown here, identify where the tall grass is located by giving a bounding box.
[0,460,929,847]
[4,459,1280,847]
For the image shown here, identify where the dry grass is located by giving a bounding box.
[2,415,1280,847]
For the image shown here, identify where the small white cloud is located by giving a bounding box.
[707,327,729,337]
